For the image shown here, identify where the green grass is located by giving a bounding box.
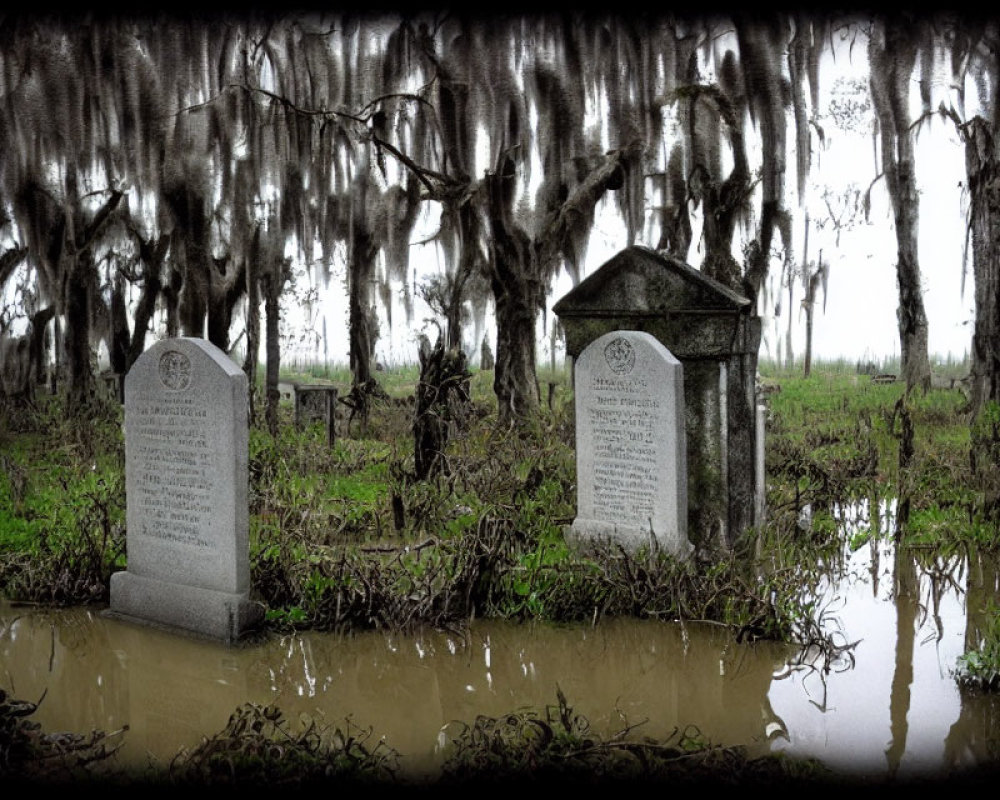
[956,602,1000,690]
[1,358,996,653]
[759,353,970,382]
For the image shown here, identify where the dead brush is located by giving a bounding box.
[259,515,527,634]
[517,540,805,641]
[436,687,832,787]
[0,686,127,786]
[167,702,400,787]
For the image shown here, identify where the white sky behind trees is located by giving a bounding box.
[306,24,976,373]
[7,18,971,374]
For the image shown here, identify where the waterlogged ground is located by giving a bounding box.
[770,503,1000,780]
[3,508,999,787]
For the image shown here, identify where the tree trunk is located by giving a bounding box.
[28,307,55,395]
[109,272,130,375]
[445,201,482,352]
[655,144,692,258]
[64,259,95,413]
[785,280,795,370]
[261,264,284,438]
[243,255,260,427]
[803,264,824,379]
[166,179,211,342]
[180,255,209,339]
[485,163,540,425]
[207,256,247,353]
[126,235,168,372]
[964,117,1000,420]
[492,268,540,425]
[206,278,231,350]
[886,549,917,778]
[348,231,376,389]
[963,116,1000,518]
[164,266,182,339]
[50,313,62,395]
[348,221,379,431]
[62,180,122,412]
[804,302,814,378]
[870,19,931,392]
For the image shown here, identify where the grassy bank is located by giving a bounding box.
[0,359,997,664]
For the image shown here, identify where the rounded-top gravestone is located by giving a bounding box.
[568,329,692,558]
[107,337,261,643]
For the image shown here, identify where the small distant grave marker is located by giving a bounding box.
[568,330,691,558]
[294,384,338,447]
[108,337,261,643]
[99,370,124,403]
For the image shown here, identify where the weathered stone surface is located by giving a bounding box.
[554,245,761,553]
[552,245,755,361]
[108,337,261,643]
[99,370,124,403]
[755,402,767,529]
[294,384,338,447]
[568,330,691,558]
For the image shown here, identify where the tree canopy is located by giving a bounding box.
[0,9,992,422]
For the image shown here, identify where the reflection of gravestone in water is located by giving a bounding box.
[568,330,691,558]
[107,337,262,643]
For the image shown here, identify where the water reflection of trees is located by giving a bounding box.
[771,503,993,778]
[942,550,1000,772]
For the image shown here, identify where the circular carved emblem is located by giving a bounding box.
[158,350,192,390]
[603,337,635,375]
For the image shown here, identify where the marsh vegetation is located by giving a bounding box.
[1,357,998,786]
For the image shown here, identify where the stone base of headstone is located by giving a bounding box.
[107,572,262,644]
[564,520,693,559]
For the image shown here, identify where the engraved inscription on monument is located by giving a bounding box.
[587,373,659,528]
[569,330,691,557]
[132,394,213,549]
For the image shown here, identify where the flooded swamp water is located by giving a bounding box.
[2,503,999,786]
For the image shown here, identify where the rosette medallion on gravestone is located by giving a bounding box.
[107,337,261,643]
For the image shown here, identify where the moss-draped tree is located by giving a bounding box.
[867,13,933,392]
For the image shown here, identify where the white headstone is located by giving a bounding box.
[108,337,261,642]
[568,330,691,558]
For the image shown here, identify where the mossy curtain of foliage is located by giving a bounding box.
[2,10,1000,436]
[0,10,831,423]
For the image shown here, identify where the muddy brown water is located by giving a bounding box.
[3,529,999,785]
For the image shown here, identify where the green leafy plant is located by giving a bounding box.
[955,602,1000,691]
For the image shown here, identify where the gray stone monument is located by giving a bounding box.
[554,246,761,554]
[568,330,691,558]
[108,337,261,643]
